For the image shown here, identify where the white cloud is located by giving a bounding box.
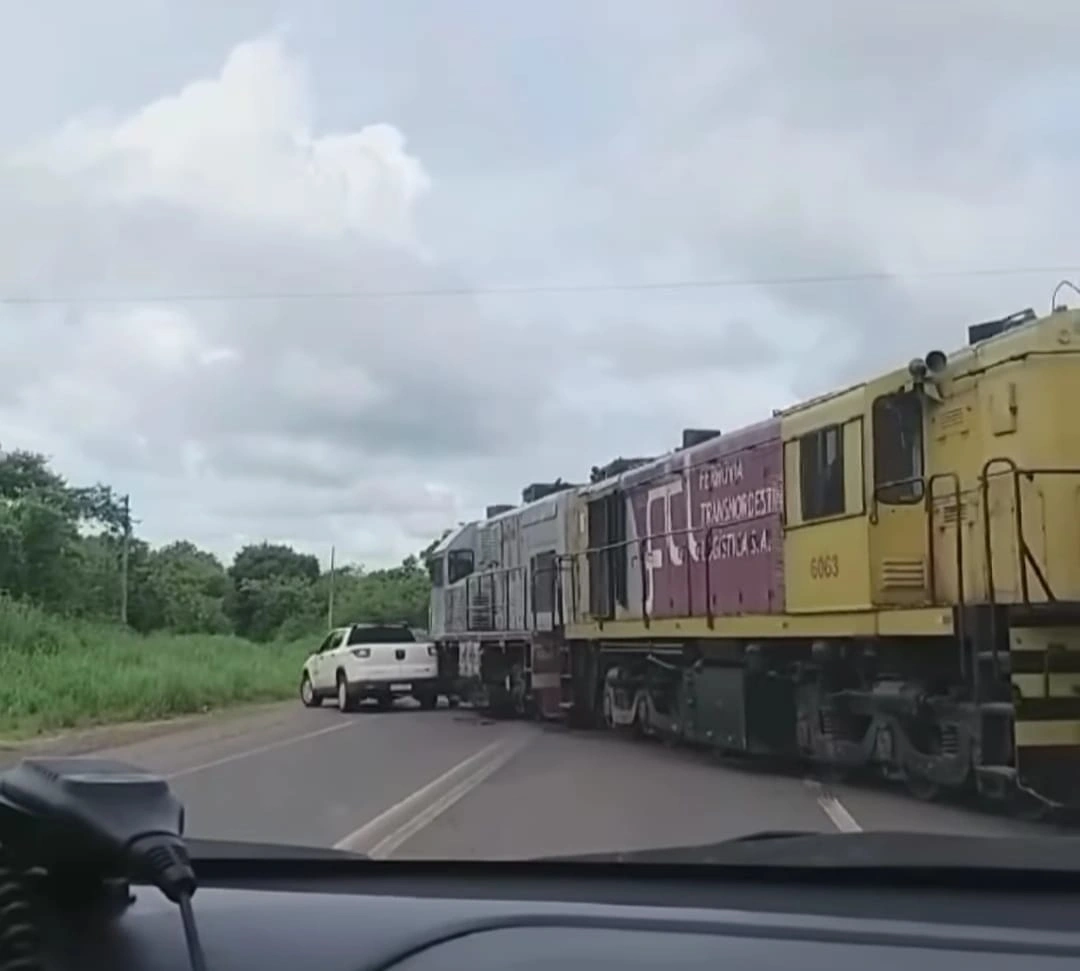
[20,37,431,246]
[0,32,455,565]
[1,4,1078,567]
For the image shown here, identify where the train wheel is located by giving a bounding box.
[822,765,854,787]
[903,773,942,801]
[633,694,650,738]
[601,689,615,729]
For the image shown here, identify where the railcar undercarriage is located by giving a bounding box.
[437,629,1074,820]
[439,640,532,717]
[592,636,1058,820]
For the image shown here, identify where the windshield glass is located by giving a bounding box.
[2,2,1079,865]
[347,625,416,645]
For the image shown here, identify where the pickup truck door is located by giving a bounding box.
[308,633,333,690]
[312,630,345,690]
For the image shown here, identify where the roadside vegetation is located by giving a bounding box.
[0,446,440,737]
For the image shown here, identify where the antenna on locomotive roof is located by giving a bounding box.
[1051,279,1080,313]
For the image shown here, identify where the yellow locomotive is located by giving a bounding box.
[430,298,1080,815]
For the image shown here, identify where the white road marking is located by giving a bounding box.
[334,732,532,857]
[366,735,533,859]
[804,778,862,833]
[164,720,356,780]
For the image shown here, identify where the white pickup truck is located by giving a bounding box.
[299,622,440,712]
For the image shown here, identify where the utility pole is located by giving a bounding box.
[327,545,336,632]
[119,493,130,626]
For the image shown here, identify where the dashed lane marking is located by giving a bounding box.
[164,720,356,780]
[804,778,863,833]
[334,731,533,858]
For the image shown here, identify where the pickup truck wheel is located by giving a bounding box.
[300,673,321,708]
[336,673,357,713]
[416,690,438,711]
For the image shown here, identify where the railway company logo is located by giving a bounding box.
[638,452,782,615]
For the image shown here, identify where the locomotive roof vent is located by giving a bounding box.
[681,428,722,449]
[967,308,1036,346]
[590,457,655,483]
[485,504,514,519]
[521,480,579,504]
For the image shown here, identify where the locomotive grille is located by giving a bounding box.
[881,557,926,589]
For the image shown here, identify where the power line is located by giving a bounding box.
[0,264,1075,306]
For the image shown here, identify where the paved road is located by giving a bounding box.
[30,700,1054,859]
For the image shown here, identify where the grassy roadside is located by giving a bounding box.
[0,598,310,739]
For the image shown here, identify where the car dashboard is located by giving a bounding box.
[47,854,1080,971]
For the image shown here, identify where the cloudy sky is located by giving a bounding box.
[1,1,1077,568]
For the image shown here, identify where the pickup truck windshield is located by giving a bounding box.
[346,625,417,645]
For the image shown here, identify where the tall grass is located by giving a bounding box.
[0,598,309,738]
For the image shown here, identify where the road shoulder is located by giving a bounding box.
[0,700,294,769]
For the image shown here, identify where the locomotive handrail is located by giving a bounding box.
[640,537,648,630]
[560,552,582,628]
[570,523,729,630]
[981,456,1026,610]
[981,457,1033,693]
[977,460,1080,700]
[872,473,926,509]
[977,459,1080,610]
[458,560,574,635]
[448,462,1080,655]
[530,560,564,632]
[556,553,576,629]
[926,472,966,682]
[462,564,528,633]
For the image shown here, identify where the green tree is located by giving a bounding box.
[234,574,314,642]
[132,542,231,635]
[69,533,125,619]
[227,543,321,639]
[0,448,66,500]
[0,448,133,616]
[9,494,81,611]
[0,443,446,645]
[331,556,431,630]
[0,503,26,597]
[69,483,129,536]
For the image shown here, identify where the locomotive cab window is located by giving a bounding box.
[447,549,475,584]
[799,424,845,521]
[428,555,445,588]
[872,391,924,504]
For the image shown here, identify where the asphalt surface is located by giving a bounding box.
[22,700,1056,859]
